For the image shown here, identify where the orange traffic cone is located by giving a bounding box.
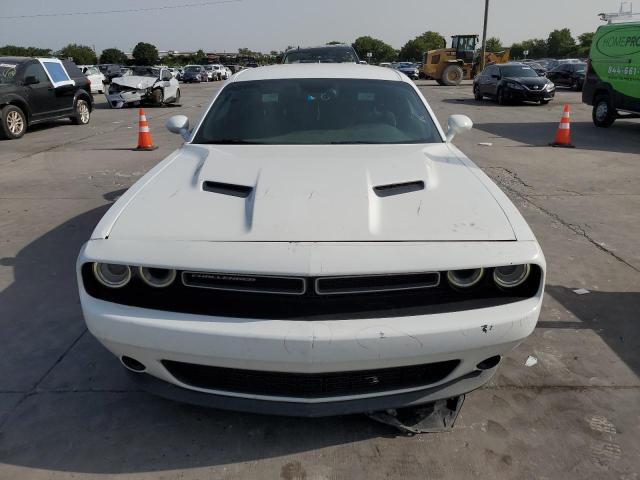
[135,108,158,151]
[550,104,575,148]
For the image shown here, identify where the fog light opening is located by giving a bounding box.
[476,356,501,370]
[121,356,146,372]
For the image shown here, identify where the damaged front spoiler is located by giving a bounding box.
[126,366,493,418]
[105,90,146,109]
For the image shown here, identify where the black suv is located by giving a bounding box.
[282,45,360,64]
[0,57,93,140]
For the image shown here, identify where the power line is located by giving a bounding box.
[0,0,242,20]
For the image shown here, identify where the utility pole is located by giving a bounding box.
[480,0,490,71]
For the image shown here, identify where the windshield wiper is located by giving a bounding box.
[207,139,264,145]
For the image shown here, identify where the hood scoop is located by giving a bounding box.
[203,181,253,198]
[373,180,425,198]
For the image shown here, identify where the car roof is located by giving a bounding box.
[286,44,353,52]
[231,64,405,82]
[0,56,34,64]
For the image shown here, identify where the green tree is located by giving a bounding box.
[99,47,128,65]
[547,28,576,58]
[57,43,97,65]
[0,45,52,56]
[577,32,595,56]
[352,36,397,64]
[485,37,503,53]
[398,31,446,62]
[98,49,122,65]
[132,42,159,65]
[510,38,548,59]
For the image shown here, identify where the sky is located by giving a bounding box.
[0,0,624,54]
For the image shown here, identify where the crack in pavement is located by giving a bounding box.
[487,170,640,274]
[0,328,87,431]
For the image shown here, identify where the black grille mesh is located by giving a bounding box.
[162,359,460,398]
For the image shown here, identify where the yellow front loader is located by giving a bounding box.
[422,35,510,86]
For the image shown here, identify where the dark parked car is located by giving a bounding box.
[182,65,208,83]
[282,45,360,64]
[473,62,556,105]
[0,56,93,140]
[547,63,586,91]
[521,61,547,77]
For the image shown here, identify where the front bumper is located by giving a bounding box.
[105,90,145,108]
[78,240,545,415]
[504,86,555,102]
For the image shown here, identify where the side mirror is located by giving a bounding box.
[446,114,473,142]
[166,115,190,141]
[24,76,39,85]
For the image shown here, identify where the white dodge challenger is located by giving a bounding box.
[77,64,545,416]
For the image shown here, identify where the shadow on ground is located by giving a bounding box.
[473,121,640,153]
[542,285,640,378]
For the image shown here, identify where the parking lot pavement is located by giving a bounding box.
[0,81,639,479]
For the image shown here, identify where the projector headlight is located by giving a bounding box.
[493,264,531,288]
[93,263,131,288]
[447,268,485,289]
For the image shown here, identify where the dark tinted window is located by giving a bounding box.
[499,65,539,78]
[23,63,49,84]
[193,78,441,145]
[62,60,84,79]
[0,62,18,85]
[284,47,359,64]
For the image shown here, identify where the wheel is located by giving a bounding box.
[441,65,464,86]
[150,88,164,105]
[497,88,507,105]
[171,89,181,104]
[71,99,91,125]
[0,104,27,139]
[473,85,483,101]
[592,95,616,127]
[574,80,583,92]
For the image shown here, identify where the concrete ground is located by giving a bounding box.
[0,80,639,479]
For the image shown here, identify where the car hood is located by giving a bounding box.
[106,144,516,242]
[504,76,548,88]
[112,75,157,89]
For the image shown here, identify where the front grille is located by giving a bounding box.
[315,272,439,295]
[182,271,305,295]
[81,264,542,320]
[162,359,460,398]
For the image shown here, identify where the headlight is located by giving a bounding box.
[493,264,531,288]
[506,82,524,90]
[93,263,131,288]
[447,268,484,288]
[139,267,176,288]
[546,82,555,90]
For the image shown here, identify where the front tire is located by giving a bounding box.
[1,105,27,139]
[441,65,464,86]
[473,85,483,101]
[150,88,164,105]
[497,88,507,105]
[592,95,616,128]
[71,99,91,125]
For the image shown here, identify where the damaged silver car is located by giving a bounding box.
[105,66,180,108]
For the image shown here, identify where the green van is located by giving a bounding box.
[583,21,640,127]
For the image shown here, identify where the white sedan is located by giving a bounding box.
[78,64,545,416]
[79,65,106,94]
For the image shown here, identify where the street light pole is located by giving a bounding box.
[480,0,490,71]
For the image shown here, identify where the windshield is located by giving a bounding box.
[500,65,539,78]
[284,47,358,64]
[574,64,586,73]
[397,63,415,69]
[186,66,201,72]
[193,79,442,145]
[127,66,159,77]
[0,63,17,84]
